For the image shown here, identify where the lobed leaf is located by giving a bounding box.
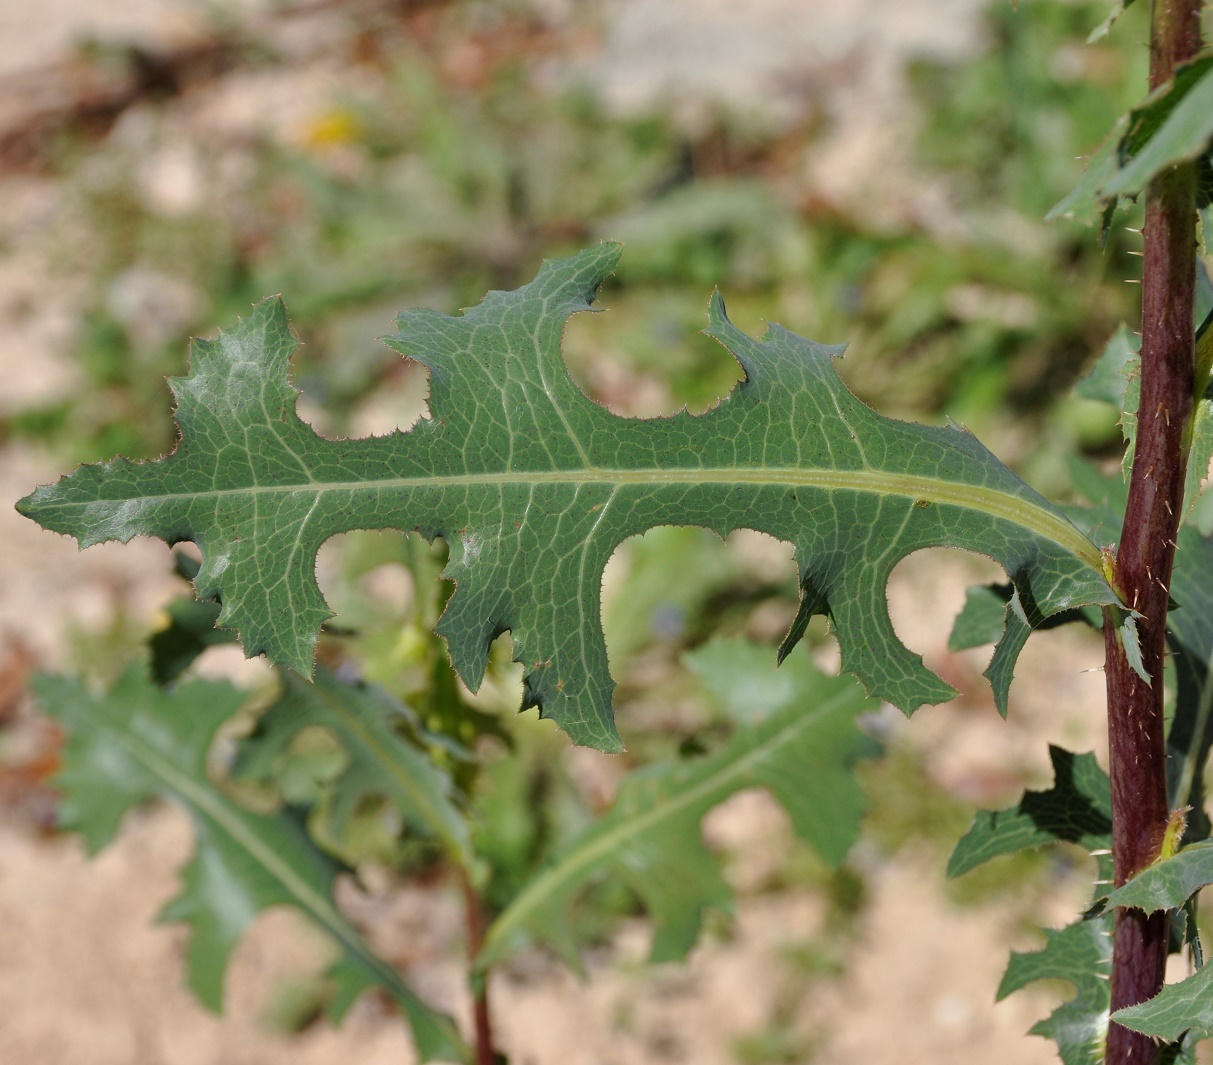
[1046,119,1128,227]
[948,746,1111,879]
[235,667,472,866]
[998,913,1114,1065]
[1104,840,1213,914]
[34,667,468,1064]
[17,245,1117,751]
[1112,962,1213,1042]
[1101,55,1213,203]
[476,646,878,971]
[1049,54,1213,228]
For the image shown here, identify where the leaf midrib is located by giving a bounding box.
[74,466,1101,570]
[477,687,857,966]
[305,678,472,865]
[93,713,423,1010]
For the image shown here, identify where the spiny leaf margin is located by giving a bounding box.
[1112,961,1213,1042]
[998,913,1114,1065]
[18,245,1118,750]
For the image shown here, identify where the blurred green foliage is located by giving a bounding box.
[7,0,1147,470]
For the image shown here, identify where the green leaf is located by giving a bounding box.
[235,668,472,866]
[18,246,1117,751]
[1047,119,1128,226]
[476,648,879,971]
[1087,0,1135,44]
[948,583,1012,652]
[1073,321,1212,525]
[1113,961,1213,1041]
[34,667,468,1064]
[947,746,1111,879]
[1074,324,1138,410]
[982,592,1035,717]
[149,595,233,686]
[948,582,1104,716]
[1049,56,1213,227]
[1102,56,1213,201]
[1196,258,1213,330]
[998,913,1113,1065]
[683,637,811,725]
[1105,839,1213,914]
[945,582,1033,717]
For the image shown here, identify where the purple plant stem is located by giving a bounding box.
[1102,3,1201,1062]
[460,869,497,1065]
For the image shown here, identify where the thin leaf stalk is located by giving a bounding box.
[1103,3,1203,1061]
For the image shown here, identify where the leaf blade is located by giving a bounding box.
[34,668,468,1064]
[19,247,1117,750]
[476,647,879,970]
[1105,839,1213,913]
[236,668,472,866]
[948,746,1112,879]
[1112,962,1213,1041]
[997,914,1114,1065]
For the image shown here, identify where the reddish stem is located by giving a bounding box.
[460,870,497,1065]
[1102,3,1202,1062]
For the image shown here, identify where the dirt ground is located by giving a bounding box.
[0,2,1156,1063]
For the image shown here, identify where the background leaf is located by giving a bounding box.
[476,646,878,970]
[947,746,1112,880]
[34,667,468,1064]
[235,667,472,867]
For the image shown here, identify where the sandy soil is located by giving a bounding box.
[0,2,1145,1064]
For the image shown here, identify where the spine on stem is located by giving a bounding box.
[1102,2,1203,1062]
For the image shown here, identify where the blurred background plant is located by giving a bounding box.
[2,0,1202,1062]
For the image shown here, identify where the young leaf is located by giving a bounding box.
[476,651,878,971]
[1104,839,1213,914]
[947,746,1111,879]
[17,245,1117,751]
[998,913,1114,1065]
[234,667,472,866]
[1112,962,1213,1041]
[34,667,468,1064]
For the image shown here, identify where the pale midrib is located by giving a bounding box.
[106,723,415,1000]
[478,691,853,965]
[90,465,1100,569]
[307,680,472,865]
